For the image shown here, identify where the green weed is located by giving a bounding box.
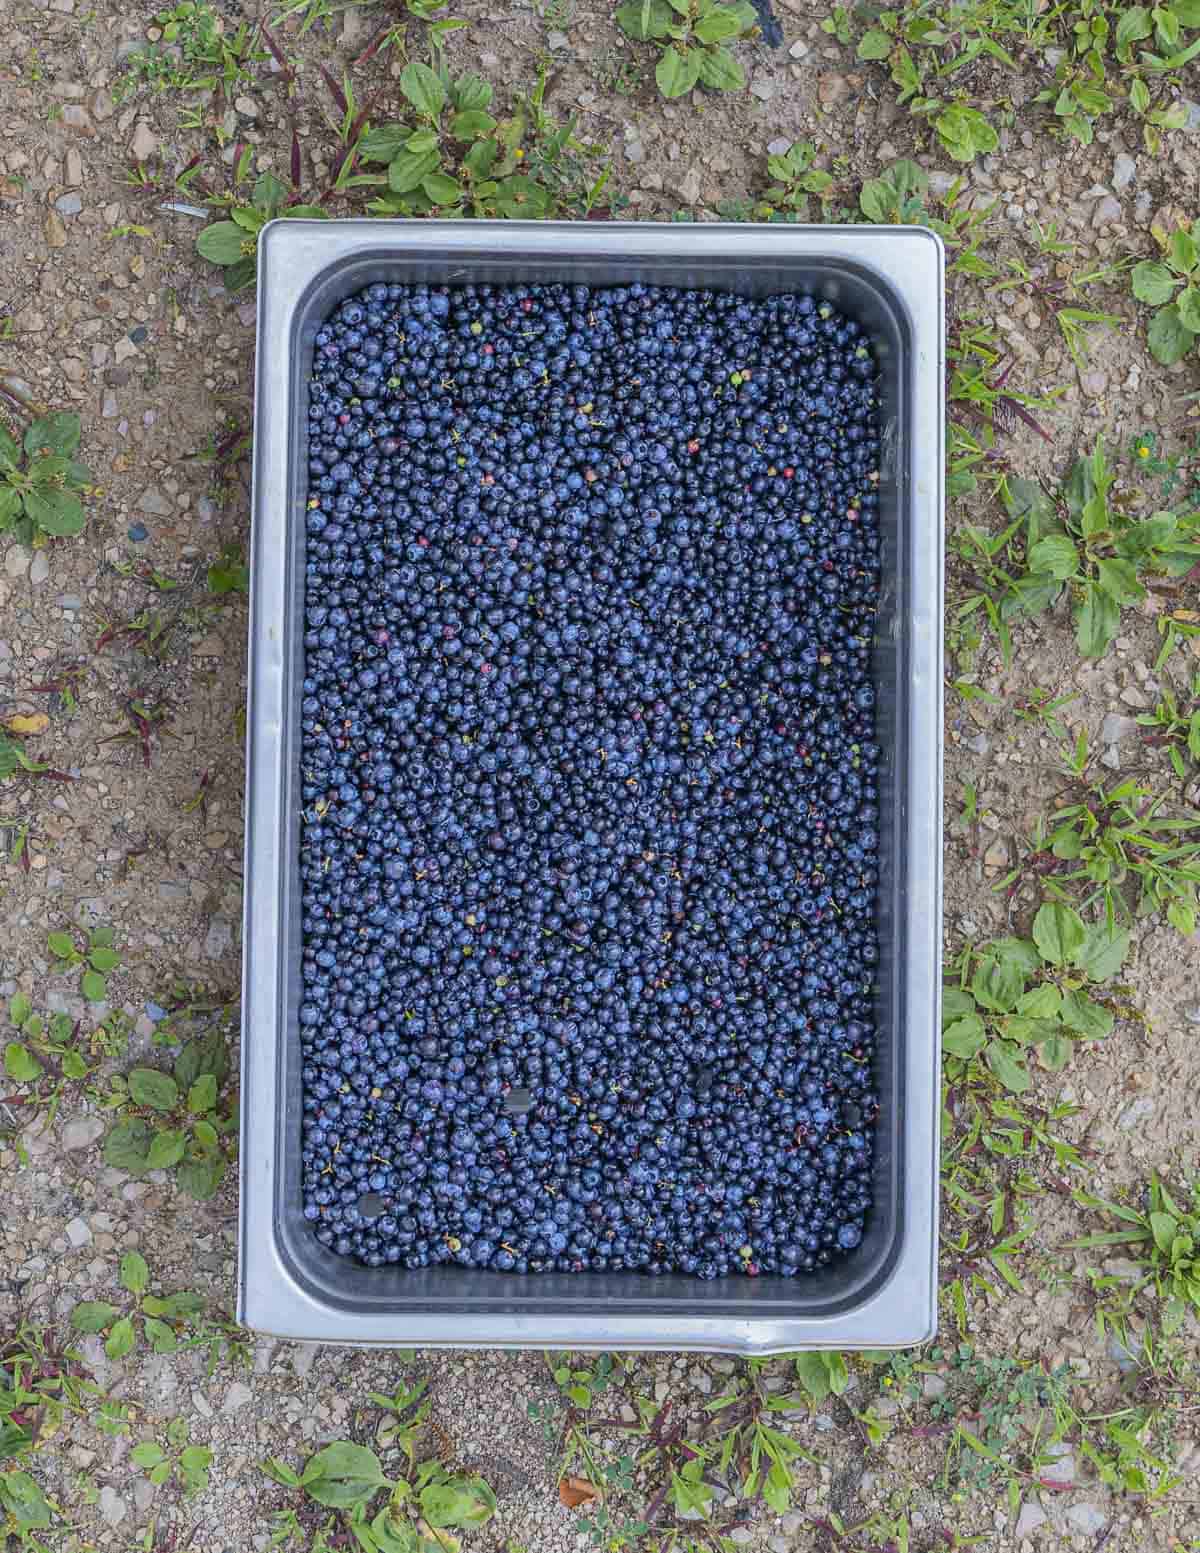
[100,1022,235,1199]
[758,140,836,214]
[3,994,97,1138]
[355,63,614,219]
[837,0,1199,158]
[0,411,91,545]
[1136,671,1200,779]
[131,1416,213,1496]
[263,1439,496,1552]
[955,438,1200,663]
[115,0,267,101]
[197,171,328,292]
[1025,759,1200,933]
[944,901,1127,1095]
[1131,220,1200,365]
[70,1253,207,1359]
[208,546,250,594]
[47,923,121,1005]
[616,0,758,97]
[1072,1174,1200,1319]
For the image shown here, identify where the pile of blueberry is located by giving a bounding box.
[298,279,882,1279]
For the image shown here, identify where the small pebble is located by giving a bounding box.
[1112,152,1136,191]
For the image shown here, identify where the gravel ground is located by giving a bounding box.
[1,0,1199,1549]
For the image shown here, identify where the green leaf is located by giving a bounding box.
[301,1441,391,1509]
[359,124,412,163]
[0,486,24,530]
[9,991,32,1025]
[25,412,82,459]
[120,1250,150,1295]
[1007,475,1058,532]
[103,1117,152,1172]
[942,986,978,1023]
[1032,901,1086,966]
[1001,573,1063,621]
[971,955,1023,1014]
[70,1300,119,1333]
[132,1441,166,1470]
[1170,226,1198,276]
[1059,989,1115,1038]
[422,172,464,205]
[399,60,446,118]
[150,1460,172,1485]
[369,1506,421,1553]
[656,46,702,97]
[1038,1031,1073,1071]
[197,221,251,266]
[694,6,744,41]
[262,1456,304,1488]
[402,128,439,155]
[142,1291,204,1320]
[4,1042,42,1083]
[387,148,442,195]
[177,1154,226,1199]
[935,103,998,162]
[174,1029,229,1089]
[941,1014,987,1058]
[695,45,744,90]
[144,1317,178,1353]
[25,487,85,537]
[1149,1211,1178,1253]
[1016,982,1062,1019]
[146,1128,187,1169]
[859,178,893,223]
[857,27,892,58]
[1132,259,1180,305]
[89,946,120,973]
[81,969,108,1002]
[421,1475,495,1530]
[463,138,499,180]
[1096,557,1145,603]
[1027,533,1079,579]
[0,423,19,467]
[792,1350,832,1403]
[616,0,673,36]
[180,1445,213,1494]
[187,1073,218,1114]
[1075,580,1120,657]
[1117,513,1177,557]
[448,110,496,140]
[250,170,289,218]
[0,1470,52,1533]
[105,1316,136,1360]
[984,1040,1030,1093]
[451,71,494,111]
[1177,286,1200,334]
[129,1068,179,1111]
[1116,5,1153,46]
[1147,302,1196,365]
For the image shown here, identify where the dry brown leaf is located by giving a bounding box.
[559,1475,602,1509]
[414,1523,459,1552]
[5,712,49,736]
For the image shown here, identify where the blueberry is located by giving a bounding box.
[298,281,881,1278]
